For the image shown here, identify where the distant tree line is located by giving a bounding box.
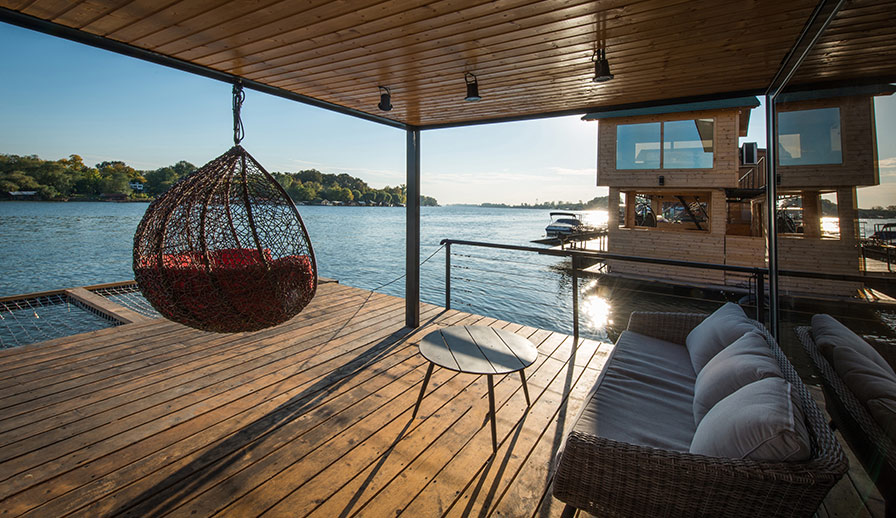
[271,170,435,206]
[0,153,438,206]
[480,196,609,210]
[0,154,160,200]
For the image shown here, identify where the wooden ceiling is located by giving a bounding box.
[1,0,895,129]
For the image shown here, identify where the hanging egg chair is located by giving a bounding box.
[133,82,317,333]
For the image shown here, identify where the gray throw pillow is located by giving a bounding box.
[811,314,896,377]
[685,302,756,374]
[692,330,783,425]
[690,377,812,461]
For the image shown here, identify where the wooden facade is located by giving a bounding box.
[594,92,887,298]
[777,96,880,189]
[597,107,746,189]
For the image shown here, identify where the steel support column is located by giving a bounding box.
[764,95,780,338]
[763,0,845,340]
[406,128,421,328]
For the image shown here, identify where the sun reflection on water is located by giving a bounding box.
[580,280,611,337]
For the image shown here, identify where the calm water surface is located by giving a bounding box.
[0,202,616,338]
[3,201,895,362]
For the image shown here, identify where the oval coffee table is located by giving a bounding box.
[413,325,538,452]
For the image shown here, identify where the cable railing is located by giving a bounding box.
[440,238,896,341]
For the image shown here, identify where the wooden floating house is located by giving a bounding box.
[585,85,896,298]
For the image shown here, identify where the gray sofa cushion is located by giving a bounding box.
[690,377,812,461]
[572,330,696,452]
[692,330,782,425]
[832,345,896,440]
[685,302,756,374]
[811,314,896,377]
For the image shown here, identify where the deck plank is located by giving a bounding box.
[0,297,418,513]
[0,282,882,518]
[398,338,608,518]
[0,288,380,415]
[190,313,496,518]
[297,324,564,518]
[0,296,408,475]
[15,306,446,518]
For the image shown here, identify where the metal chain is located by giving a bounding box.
[232,80,245,145]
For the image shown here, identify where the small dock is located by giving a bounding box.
[0,282,885,517]
[531,229,608,250]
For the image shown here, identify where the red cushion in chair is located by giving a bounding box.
[135,249,315,333]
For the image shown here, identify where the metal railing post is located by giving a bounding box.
[572,269,579,342]
[445,242,451,310]
[756,271,766,324]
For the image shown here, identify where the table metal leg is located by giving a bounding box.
[519,370,530,406]
[487,374,497,452]
[413,362,434,418]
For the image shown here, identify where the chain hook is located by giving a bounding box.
[232,80,245,146]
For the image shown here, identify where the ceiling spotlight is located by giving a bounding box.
[377,86,392,111]
[592,49,614,83]
[464,73,481,102]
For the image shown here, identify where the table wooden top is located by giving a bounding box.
[419,325,538,375]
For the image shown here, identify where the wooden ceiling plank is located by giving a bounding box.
[185,0,599,68]
[83,0,248,42]
[103,0,329,50]
[237,0,809,89]
[49,0,153,29]
[267,35,796,104]
[5,0,894,128]
[175,0,507,63]
[198,0,691,77]
[19,0,92,21]
[144,0,401,54]
[309,62,772,118]
[261,7,808,95]
[1,0,39,10]
[335,65,763,112]
[79,0,215,37]
[258,8,807,97]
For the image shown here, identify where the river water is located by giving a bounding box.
[0,202,618,338]
[2,201,895,369]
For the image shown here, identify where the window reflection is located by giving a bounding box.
[616,123,660,169]
[663,119,714,169]
[778,108,842,166]
[615,120,714,169]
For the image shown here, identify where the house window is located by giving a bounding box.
[778,108,842,166]
[616,119,714,170]
[616,123,660,169]
[663,119,714,169]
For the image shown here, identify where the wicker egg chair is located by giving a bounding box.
[133,83,317,333]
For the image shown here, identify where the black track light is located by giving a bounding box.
[592,49,614,83]
[377,86,392,111]
[464,73,481,102]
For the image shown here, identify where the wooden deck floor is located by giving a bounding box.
[0,281,887,517]
[0,281,611,518]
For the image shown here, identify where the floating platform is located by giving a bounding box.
[0,281,883,517]
[531,229,608,249]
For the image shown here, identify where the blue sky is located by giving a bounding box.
[1,21,893,207]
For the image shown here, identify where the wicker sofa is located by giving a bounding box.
[552,305,848,518]
[798,315,896,517]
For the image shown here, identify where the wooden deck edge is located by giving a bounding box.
[64,287,154,325]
